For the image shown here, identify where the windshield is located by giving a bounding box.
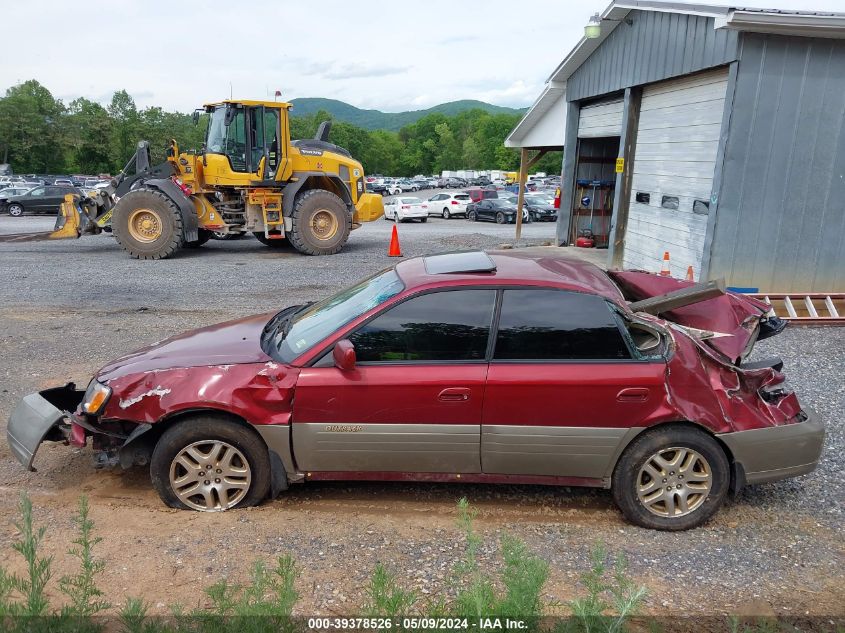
[275,269,405,362]
[205,106,227,154]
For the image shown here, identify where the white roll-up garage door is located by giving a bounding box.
[623,68,729,278]
[578,98,623,138]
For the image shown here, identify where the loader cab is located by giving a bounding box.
[203,101,291,186]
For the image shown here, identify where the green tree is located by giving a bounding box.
[107,90,139,170]
[63,98,112,174]
[0,80,65,173]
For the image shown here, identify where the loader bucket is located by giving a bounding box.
[0,194,104,243]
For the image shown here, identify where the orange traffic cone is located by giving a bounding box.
[659,251,671,276]
[388,225,402,257]
[685,265,694,281]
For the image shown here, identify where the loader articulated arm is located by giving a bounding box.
[0,141,161,245]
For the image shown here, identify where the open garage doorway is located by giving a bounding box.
[568,136,619,248]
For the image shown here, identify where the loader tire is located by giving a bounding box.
[113,189,184,260]
[288,189,350,256]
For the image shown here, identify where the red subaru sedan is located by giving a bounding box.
[8,251,823,530]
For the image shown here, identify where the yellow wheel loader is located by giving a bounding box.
[1,99,383,258]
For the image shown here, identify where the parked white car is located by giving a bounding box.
[384,197,429,222]
[382,179,402,196]
[426,192,471,219]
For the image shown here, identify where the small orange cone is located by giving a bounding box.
[685,265,694,281]
[388,225,402,257]
[659,251,671,276]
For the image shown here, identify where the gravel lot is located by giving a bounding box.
[0,210,841,620]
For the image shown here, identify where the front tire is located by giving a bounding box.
[112,188,184,260]
[612,425,729,530]
[288,189,350,256]
[7,203,24,217]
[495,211,506,224]
[151,417,271,512]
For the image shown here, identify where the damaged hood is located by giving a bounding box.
[97,313,273,382]
[609,271,781,363]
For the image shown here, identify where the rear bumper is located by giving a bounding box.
[7,386,83,470]
[718,410,824,485]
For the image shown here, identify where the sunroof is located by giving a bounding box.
[423,251,497,275]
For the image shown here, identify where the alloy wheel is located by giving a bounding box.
[169,440,251,512]
[637,447,712,518]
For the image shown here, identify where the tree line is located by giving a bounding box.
[0,80,562,177]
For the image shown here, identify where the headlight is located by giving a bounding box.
[82,380,111,414]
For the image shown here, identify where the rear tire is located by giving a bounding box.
[288,189,350,256]
[254,232,288,247]
[612,425,729,530]
[420,217,428,223]
[150,417,271,512]
[7,203,24,217]
[442,208,450,219]
[112,188,184,260]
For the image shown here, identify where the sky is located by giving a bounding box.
[2,0,844,114]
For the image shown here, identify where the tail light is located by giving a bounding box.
[401,205,410,209]
[553,187,561,209]
[451,200,459,205]
[172,177,192,196]
[422,204,427,208]
[760,381,793,403]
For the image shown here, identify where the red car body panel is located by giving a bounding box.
[608,271,771,362]
[294,365,487,425]
[482,362,677,429]
[97,314,298,426]
[98,313,274,381]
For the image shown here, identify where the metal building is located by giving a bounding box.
[506,1,845,293]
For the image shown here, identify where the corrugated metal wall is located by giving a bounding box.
[566,10,739,102]
[706,34,845,292]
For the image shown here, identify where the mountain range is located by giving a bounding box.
[288,98,526,131]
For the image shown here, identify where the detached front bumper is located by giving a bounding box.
[7,385,84,470]
[718,409,825,485]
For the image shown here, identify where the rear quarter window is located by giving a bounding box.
[494,289,631,361]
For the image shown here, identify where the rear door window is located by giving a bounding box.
[493,289,631,360]
[350,290,497,363]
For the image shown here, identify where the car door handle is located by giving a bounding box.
[438,388,471,402]
[616,388,650,403]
